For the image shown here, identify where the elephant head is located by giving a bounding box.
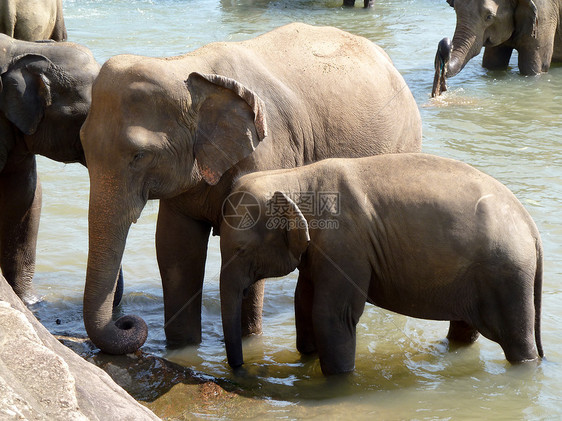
[0,49,99,170]
[219,190,309,367]
[441,0,538,77]
[79,57,268,354]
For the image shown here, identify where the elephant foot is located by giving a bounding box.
[447,320,479,344]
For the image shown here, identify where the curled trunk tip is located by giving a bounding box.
[87,314,148,355]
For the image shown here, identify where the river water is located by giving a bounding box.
[30,0,561,418]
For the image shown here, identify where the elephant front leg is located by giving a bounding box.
[516,24,557,75]
[482,45,514,71]
[156,202,212,347]
[0,159,41,302]
[310,267,368,375]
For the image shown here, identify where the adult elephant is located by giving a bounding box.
[80,22,422,355]
[431,0,562,96]
[0,0,67,41]
[0,34,99,302]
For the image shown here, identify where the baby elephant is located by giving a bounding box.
[219,153,544,376]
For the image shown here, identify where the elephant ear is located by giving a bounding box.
[515,0,539,39]
[272,191,310,263]
[186,72,268,185]
[0,54,53,135]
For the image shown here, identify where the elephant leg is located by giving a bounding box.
[363,0,374,8]
[51,0,67,41]
[517,24,557,75]
[474,272,538,362]
[0,157,41,302]
[156,200,211,347]
[240,279,264,336]
[295,268,316,354]
[482,45,514,71]
[0,2,15,38]
[310,262,368,375]
[447,320,479,344]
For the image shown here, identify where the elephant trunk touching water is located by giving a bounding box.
[80,23,422,355]
[82,171,148,354]
[432,0,562,96]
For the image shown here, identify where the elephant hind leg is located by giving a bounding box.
[473,271,539,362]
[447,320,479,344]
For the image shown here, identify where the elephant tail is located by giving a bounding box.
[534,238,544,359]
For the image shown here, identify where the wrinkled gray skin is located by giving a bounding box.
[0,34,100,302]
[219,154,544,376]
[0,0,67,41]
[441,0,562,80]
[79,23,422,355]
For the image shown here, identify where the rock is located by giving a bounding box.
[56,334,281,419]
[56,335,277,419]
[0,275,159,421]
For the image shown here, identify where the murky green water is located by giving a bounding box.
[31,0,562,418]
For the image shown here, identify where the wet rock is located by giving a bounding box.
[0,275,159,420]
[57,336,281,419]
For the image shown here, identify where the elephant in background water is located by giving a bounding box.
[79,22,422,355]
[432,0,562,96]
[0,0,67,41]
[0,34,99,302]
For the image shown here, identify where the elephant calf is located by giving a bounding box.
[219,153,544,376]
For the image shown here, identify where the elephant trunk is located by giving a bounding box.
[220,272,245,368]
[83,181,148,355]
[431,37,452,97]
[446,24,481,78]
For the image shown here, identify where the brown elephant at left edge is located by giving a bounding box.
[0,34,100,302]
[0,0,67,41]
[219,154,544,376]
[432,0,562,96]
[79,22,422,355]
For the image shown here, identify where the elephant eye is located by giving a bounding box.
[130,151,151,168]
[485,12,495,21]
